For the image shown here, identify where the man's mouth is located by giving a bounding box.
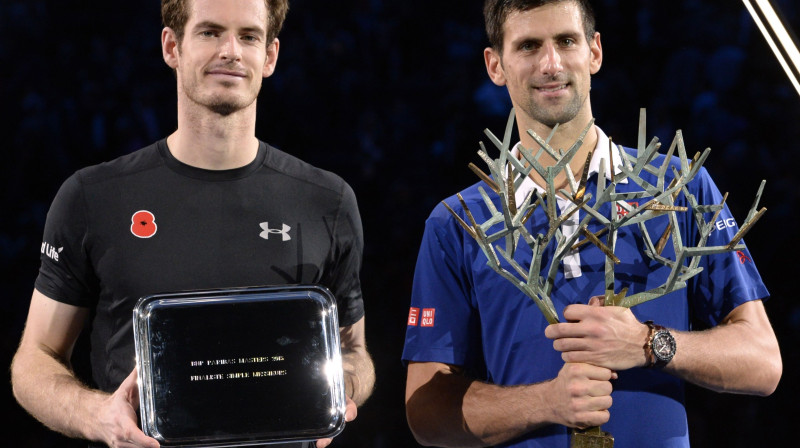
[206,68,247,78]
[536,84,568,93]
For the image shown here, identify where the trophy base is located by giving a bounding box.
[571,426,614,448]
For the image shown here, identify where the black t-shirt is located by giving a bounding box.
[35,138,364,394]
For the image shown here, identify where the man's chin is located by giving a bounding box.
[208,102,241,116]
[205,90,260,116]
[530,107,581,129]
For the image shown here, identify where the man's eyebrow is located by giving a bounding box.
[511,31,582,46]
[510,35,542,46]
[554,31,582,41]
[192,20,224,30]
[239,26,266,36]
[192,20,266,36]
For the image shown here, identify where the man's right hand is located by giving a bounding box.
[406,360,616,447]
[95,369,160,448]
[545,362,615,429]
[11,292,160,448]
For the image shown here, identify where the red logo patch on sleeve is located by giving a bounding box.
[737,250,752,264]
[421,308,436,327]
[407,307,419,326]
[615,201,639,219]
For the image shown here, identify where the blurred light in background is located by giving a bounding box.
[743,0,800,97]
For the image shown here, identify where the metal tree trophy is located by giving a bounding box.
[444,109,766,448]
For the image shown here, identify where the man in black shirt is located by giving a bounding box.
[10,1,375,447]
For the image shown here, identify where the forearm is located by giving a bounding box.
[460,378,556,446]
[338,317,374,406]
[552,300,782,396]
[404,360,620,448]
[407,373,552,447]
[341,347,375,406]
[666,312,781,395]
[11,345,109,441]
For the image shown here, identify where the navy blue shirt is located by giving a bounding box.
[403,142,767,448]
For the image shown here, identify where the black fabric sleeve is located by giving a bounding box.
[34,172,99,307]
[326,180,365,327]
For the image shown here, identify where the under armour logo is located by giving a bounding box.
[259,222,291,241]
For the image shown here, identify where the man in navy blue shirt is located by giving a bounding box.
[402,1,781,447]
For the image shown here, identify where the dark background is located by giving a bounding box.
[3,0,798,446]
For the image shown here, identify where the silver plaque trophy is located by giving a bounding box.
[133,285,347,447]
[445,109,766,447]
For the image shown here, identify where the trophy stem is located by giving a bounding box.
[571,426,614,448]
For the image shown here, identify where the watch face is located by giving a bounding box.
[653,330,676,363]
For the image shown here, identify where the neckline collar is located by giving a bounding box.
[157,139,267,181]
[511,126,627,204]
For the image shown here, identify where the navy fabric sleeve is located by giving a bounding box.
[687,167,769,327]
[34,172,99,307]
[327,181,365,327]
[402,202,481,367]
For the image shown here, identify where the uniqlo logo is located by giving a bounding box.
[421,308,436,327]
[407,307,420,326]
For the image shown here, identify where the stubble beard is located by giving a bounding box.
[524,88,584,129]
[524,76,590,129]
[202,85,259,116]
[183,73,260,117]
[207,98,244,116]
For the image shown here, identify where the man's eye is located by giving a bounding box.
[201,31,216,37]
[561,38,575,47]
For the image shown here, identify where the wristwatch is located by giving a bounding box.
[644,321,676,368]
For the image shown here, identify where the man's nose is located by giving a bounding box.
[219,34,242,61]
[540,42,563,75]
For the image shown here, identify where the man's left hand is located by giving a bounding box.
[315,396,357,448]
[544,302,649,371]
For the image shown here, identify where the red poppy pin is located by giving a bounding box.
[131,210,157,238]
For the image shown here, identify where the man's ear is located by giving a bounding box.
[589,32,603,75]
[484,47,507,86]
[162,27,180,69]
[262,38,280,78]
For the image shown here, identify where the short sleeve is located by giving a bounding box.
[34,172,99,307]
[687,167,768,327]
[326,181,365,327]
[402,202,482,368]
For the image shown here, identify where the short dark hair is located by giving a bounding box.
[483,0,596,52]
[162,0,289,44]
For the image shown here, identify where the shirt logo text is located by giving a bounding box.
[421,308,436,327]
[407,307,419,326]
[41,242,63,262]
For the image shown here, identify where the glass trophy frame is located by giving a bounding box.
[133,285,346,447]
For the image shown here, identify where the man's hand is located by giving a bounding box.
[546,363,615,429]
[11,292,160,447]
[95,369,160,448]
[545,302,649,371]
[315,396,357,448]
